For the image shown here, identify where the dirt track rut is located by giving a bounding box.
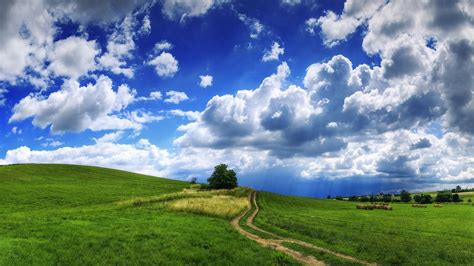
[231,190,375,266]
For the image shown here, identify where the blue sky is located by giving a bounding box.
[1,0,473,197]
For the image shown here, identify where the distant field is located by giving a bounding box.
[459,191,474,201]
[0,164,293,265]
[256,192,474,265]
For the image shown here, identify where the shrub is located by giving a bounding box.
[400,190,412,203]
[420,194,433,204]
[435,192,452,202]
[452,193,461,202]
[349,196,358,201]
[360,196,369,202]
[383,195,392,202]
[207,164,238,189]
[468,199,472,203]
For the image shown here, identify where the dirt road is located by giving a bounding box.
[231,190,375,266]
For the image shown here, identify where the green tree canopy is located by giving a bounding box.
[400,190,412,203]
[207,164,238,189]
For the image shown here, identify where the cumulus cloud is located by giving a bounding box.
[98,16,138,78]
[165,91,189,104]
[0,0,149,83]
[47,0,148,25]
[9,76,140,133]
[262,42,284,62]
[314,0,385,47]
[149,52,179,78]
[162,0,218,22]
[199,75,213,88]
[48,36,99,79]
[0,0,55,82]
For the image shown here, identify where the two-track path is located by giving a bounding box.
[231,190,376,266]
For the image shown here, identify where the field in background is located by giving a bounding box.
[256,192,474,265]
[0,164,294,265]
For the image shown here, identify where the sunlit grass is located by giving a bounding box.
[120,186,251,219]
[167,195,249,219]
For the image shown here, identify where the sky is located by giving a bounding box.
[1,0,474,197]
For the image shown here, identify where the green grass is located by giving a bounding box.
[281,242,362,266]
[0,164,297,265]
[459,191,474,202]
[256,192,474,265]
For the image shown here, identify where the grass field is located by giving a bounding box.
[255,192,474,265]
[459,191,474,202]
[0,164,295,265]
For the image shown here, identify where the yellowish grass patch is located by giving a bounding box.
[167,195,249,219]
[118,186,252,219]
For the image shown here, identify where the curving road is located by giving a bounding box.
[231,190,375,266]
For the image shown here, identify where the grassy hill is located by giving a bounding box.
[0,164,293,265]
[1,164,473,265]
[255,192,474,265]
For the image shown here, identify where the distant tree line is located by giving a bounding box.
[450,185,474,193]
[333,186,469,203]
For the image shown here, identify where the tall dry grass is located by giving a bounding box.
[167,195,249,219]
[118,186,251,219]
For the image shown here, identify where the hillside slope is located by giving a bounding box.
[0,164,292,265]
[255,192,474,265]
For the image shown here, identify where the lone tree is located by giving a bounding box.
[208,164,238,189]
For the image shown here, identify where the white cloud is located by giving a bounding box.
[262,42,284,62]
[0,88,7,106]
[48,36,99,79]
[41,139,63,147]
[281,0,301,6]
[94,131,124,144]
[162,0,219,22]
[11,127,21,135]
[238,14,264,39]
[150,91,163,100]
[0,0,55,83]
[315,0,385,47]
[149,52,179,78]
[139,15,151,35]
[169,109,200,121]
[49,0,148,25]
[9,76,140,133]
[305,18,318,35]
[165,91,189,104]
[154,40,173,52]
[98,16,137,78]
[136,91,163,101]
[0,0,149,83]
[0,141,172,177]
[199,75,213,88]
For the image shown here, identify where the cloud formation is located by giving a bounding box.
[165,91,189,104]
[149,52,179,78]
[262,42,284,62]
[199,75,213,88]
[9,76,139,133]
